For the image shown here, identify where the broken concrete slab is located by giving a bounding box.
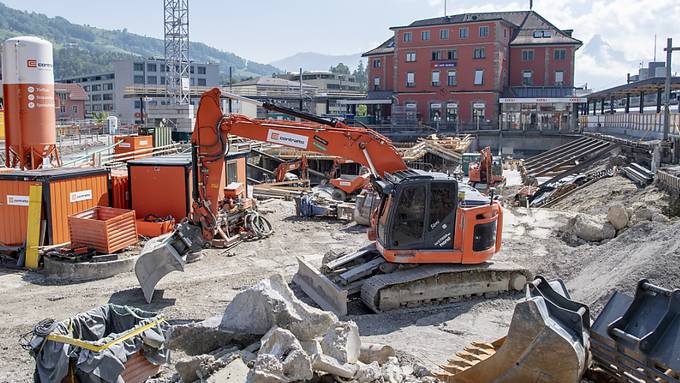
[570,214,616,242]
[168,316,258,356]
[311,353,359,379]
[359,343,396,365]
[175,354,213,383]
[247,327,313,383]
[220,274,338,341]
[320,321,361,364]
[354,361,382,383]
[207,358,250,382]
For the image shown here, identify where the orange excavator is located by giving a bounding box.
[274,154,308,182]
[136,88,529,313]
[468,146,506,193]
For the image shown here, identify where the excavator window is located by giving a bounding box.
[428,183,457,233]
[391,184,426,247]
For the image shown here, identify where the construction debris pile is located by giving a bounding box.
[166,275,437,383]
[398,135,472,170]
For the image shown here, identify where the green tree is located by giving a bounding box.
[93,111,109,123]
[330,63,350,75]
[352,61,368,92]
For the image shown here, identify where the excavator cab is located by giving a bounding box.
[374,171,458,253]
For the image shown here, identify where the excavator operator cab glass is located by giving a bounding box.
[377,180,458,252]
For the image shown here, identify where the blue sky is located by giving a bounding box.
[3,0,679,90]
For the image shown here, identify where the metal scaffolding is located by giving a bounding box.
[164,0,190,105]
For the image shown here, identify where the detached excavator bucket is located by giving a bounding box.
[437,277,590,383]
[591,280,680,383]
[135,234,185,303]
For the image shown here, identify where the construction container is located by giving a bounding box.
[0,168,109,246]
[114,135,153,161]
[128,154,193,222]
[110,169,130,210]
[139,126,173,148]
[68,206,137,253]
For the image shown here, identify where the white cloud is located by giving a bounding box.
[426,0,680,89]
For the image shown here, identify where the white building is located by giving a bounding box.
[59,58,220,124]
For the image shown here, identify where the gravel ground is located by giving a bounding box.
[0,176,677,381]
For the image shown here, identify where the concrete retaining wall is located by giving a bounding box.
[44,255,138,282]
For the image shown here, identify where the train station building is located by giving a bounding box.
[362,10,586,131]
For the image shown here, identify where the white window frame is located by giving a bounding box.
[406,72,415,87]
[440,29,449,40]
[459,27,469,39]
[474,70,484,85]
[555,70,564,86]
[447,70,457,86]
[422,30,430,41]
[404,32,412,42]
[479,26,489,37]
[406,52,416,62]
[432,71,440,86]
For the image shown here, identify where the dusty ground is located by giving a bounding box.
[1,173,678,382]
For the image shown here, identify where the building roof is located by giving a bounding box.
[232,77,315,89]
[365,10,580,56]
[54,83,88,101]
[362,37,396,57]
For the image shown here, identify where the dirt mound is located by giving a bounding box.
[558,220,680,313]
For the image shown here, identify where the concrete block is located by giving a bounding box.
[207,358,250,382]
[571,214,616,242]
[311,354,358,379]
[320,321,361,364]
[43,255,137,282]
[220,274,338,341]
[247,327,313,383]
[168,316,259,356]
[359,343,396,365]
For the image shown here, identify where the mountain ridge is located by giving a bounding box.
[0,2,280,80]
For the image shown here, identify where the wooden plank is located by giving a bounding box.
[25,185,43,270]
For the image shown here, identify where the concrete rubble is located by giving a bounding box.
[220,273,337,341]
[169,274,435,382]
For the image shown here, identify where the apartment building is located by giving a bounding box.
[54,83,87,121]
[60,58,219,124]
[364,11,583,130]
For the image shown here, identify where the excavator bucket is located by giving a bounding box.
[590,280,680,383]
[135,222,205,303]
[135,234,185,303]
[436,277,590,383]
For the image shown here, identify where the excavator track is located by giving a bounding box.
[360,262,531,312]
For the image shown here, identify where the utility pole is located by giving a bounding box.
[663,38,679,141]
[444,0,447,16]
[299,67,303,112]
[228,66,233,113]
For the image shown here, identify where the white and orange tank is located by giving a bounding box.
[2,36,58,169]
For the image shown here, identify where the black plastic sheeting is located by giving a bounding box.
[29,304,170,383]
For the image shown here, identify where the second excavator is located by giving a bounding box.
[137,88,529,313]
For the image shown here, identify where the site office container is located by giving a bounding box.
[127,151,250,223]
[0,168,110,246]
[114,135,153,160]
[128,155,193,222]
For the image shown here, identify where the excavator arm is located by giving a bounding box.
[192,88,407,215]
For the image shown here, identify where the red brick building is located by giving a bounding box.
[363,11,583,131]
[54,83,87,122]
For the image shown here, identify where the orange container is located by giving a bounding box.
[110,170,130,210]
[114,135,153,161]
[68,206,138,253]
[128,155,192,222]
[0,168,109,246]
[136,219,175,238]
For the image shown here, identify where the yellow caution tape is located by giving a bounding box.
[46,318,164,353]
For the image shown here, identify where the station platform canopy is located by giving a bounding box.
[587,77,680,100]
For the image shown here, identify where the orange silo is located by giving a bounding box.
[2,36,59,169]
